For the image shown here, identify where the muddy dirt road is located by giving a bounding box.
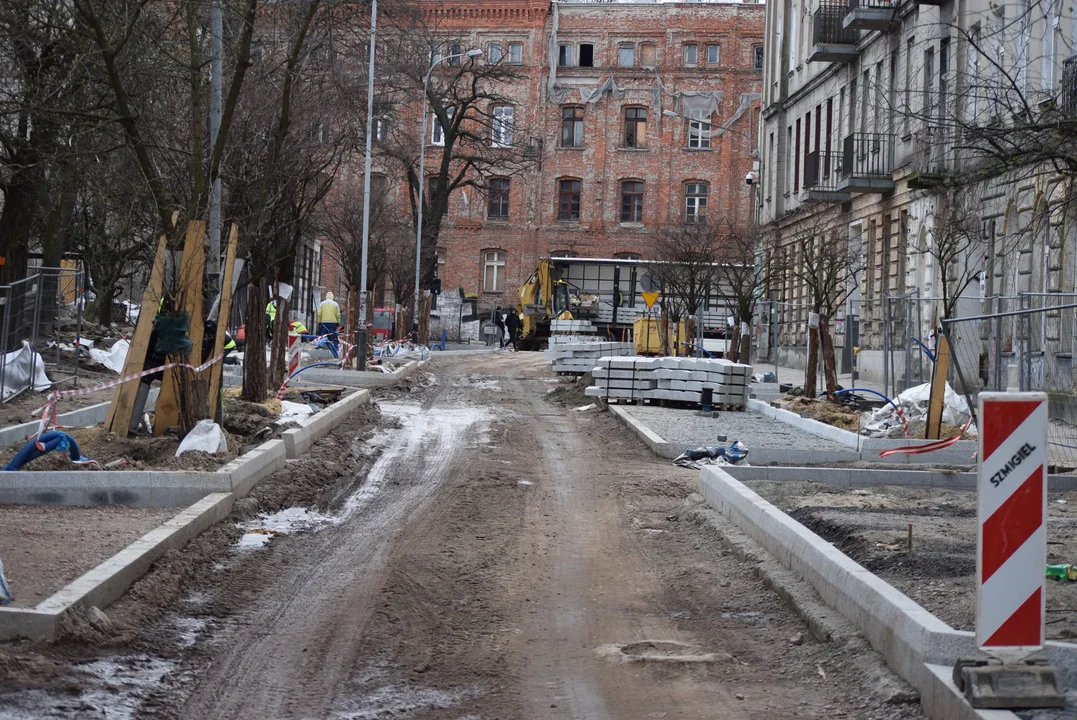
[0,352,920,719]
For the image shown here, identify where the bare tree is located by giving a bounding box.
[649,221,724,355]
[910,194,992,324]
[781,219,865,401]
[711,216,769,363]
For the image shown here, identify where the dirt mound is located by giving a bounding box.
[776,396,862,431]
[545,375,592,408]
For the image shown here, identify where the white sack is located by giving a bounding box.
[175,419,229,456]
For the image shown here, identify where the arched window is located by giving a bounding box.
[614,251,641,260]
[551,249,579,258]
[482,249,506,292]
[488,178,510,219]
[685,182,709,223]
[620,180,644,223]
[558,178,582,221]
[623,107,647,148]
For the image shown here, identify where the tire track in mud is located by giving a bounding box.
[167,386,499,719]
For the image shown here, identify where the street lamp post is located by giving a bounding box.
[413,48,482,339]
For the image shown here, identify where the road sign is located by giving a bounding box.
[977,392,1048,656]
[641,291,660,309]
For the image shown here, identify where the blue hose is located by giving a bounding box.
[3,432,85,471]
[835,387,902,416]
[910,337,935,362]
[288,361,341,380]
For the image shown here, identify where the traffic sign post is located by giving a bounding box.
[954,390,1064,709]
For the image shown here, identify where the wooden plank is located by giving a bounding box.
[208,225,239,419]
[925,334,950,440]
[104,235,168,435]
[154,221,207,436]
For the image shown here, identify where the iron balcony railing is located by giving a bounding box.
[1063,56,1077,116]
[812,3,858,46]
[804,149,846,191]
[842,132,895,179]
[847,0,895,10]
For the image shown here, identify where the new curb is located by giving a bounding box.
[281,389,371,459]
[698,466,1077,719]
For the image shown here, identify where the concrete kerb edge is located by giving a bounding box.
[696,465,1032,720]
[294,360,421,389]
[0,492,234,642]
[723,465,1077,492]
[281,389,371,459]
[747,398,861,448]
[608,405,678,458]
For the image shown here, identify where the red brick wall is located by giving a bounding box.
[320,0,764,311]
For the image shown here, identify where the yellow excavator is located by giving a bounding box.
[517,258,599,350]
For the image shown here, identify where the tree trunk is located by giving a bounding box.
[242,279,268,401]
[820,316,840,403]
[660,313,671,356]
[0,178,37,285]
[804,325,819,398]
[728,324,741,362]
[738,319,752,365]
[269,298,290,389]
[417,291,431,345]
[96,289,116,326]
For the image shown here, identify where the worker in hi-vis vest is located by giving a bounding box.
[317,291,341,358]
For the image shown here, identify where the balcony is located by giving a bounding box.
[1063,56,1077,116]
[809,4,859,64]
[844,0,897,30]
[803,149,851,202]
[907,127,945,189]
[838,132,895,194]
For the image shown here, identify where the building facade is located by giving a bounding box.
[758,0,1077,388]
[320,0,765,318]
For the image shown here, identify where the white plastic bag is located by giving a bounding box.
[175,419,229,456]
[276,400,316,426]
[0,555,13,605]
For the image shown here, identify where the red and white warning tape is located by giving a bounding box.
[878,417,975,458]
[33,353,224,443]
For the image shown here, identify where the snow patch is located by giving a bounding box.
[235,507,335,550]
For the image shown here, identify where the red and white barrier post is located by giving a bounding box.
[959,390,1064,710]
[287,332,300,377]
[977,392,1048,654]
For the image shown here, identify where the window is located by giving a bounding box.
[551,249,579,258]
[488,43,503,64]
[688,108,711,149]
[374,116,388,143]
[753,45,764,70]
[579,43,594,67]
[640,43,656,67]
[939,38,949,123]
[508,43,523,65]
[706,44,720,64]
[431,107,452,145]
[483,250,506,292]
[623,107,647,148]
[561,106,584,148]
[618,45,635,67]
[558,44,572,67]
[492,106,514,146]
[435,248,446,280]
[620,181,643,223]
[558,179,581,221]
[683,44,698,65]
[370,173,389,199]
[448,41,462,65]
[488,178,510,219]
[614,252,641,260]
[923,46,935,120]
[427,177,447,216]
[685,183,708,222]
[431,43,442,66]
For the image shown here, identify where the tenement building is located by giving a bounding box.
[320,0,765,313]
[758,0,1077,390]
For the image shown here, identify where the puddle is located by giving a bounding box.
[518,480,534,486]
[0,656,174,719]
[595,640,728,664]
[235,507,336,551]
[173,616,207,648]
[331,662,481,719]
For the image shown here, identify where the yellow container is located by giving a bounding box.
[633,317,686,356]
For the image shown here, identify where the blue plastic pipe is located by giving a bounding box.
[910,337,935,362]
[835,387,902,416]
[3,432,84,471]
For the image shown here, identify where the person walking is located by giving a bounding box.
[505,307,521,352]
[317,291,341,358]
[492,305,506,349]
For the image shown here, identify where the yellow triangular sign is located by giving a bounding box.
[641,291,660,309]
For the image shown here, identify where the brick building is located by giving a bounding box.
[319,0,765,316]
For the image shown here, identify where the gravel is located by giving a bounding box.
[621,405,850,450]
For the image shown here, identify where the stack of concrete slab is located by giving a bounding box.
[550,319,597,334]
[650,357,750,406]
[545,341,636,374]
[582,356,751,407]
[584,357,659,399]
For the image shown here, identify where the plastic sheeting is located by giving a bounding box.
[0,341,51,401]
[89,338,130,374]
[175,419,229,456]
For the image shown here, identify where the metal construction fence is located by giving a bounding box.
[0,266,85,404]
[942,295,1077,470]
